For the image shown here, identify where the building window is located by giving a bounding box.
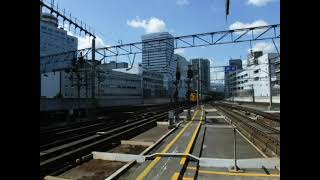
[254,69,259,74]
[254,77,259,81]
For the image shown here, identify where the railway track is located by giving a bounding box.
[212,102,280,157]
[40,104,174,148]
[40,104,187,179]
[216,101,280,122]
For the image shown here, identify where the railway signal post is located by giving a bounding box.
[174,65,181,123]
[187,65,193,121]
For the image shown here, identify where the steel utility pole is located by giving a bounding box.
[199,59,202,105]
[59,71,62,97]
[251,84,255,103]
[174,65,180,123]
[186,65,193,121]
[268,57,273,110]
[90,38,96,120]
[141,69,144,104]
[197,62,200,107]
[91,38,96,99]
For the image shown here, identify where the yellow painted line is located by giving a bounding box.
[180,109,204,165]
[187,167,280,177]
[171,172,194,180]
[171,172,180,180]
[136,109,200,180]
[182,177,194,180]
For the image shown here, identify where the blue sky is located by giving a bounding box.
[44,0,280,82]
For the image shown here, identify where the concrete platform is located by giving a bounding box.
[195,166,279,180]
[115,104,280,179]
[93,103,279,180]
[119,107,204,180]
[130,125,171,143]
[201,127,263,159]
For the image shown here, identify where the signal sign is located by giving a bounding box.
[224,66,237,72]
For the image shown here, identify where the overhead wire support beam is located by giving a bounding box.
[177,37,194,47]
[95,50,107,59]
[132,44,142,51]
[40,24,279,72]
[214,32,230,44]
[40,0,96,38]
[233,30,250,42]
[254,26,272,40]
[195,35,212,45]
[105,48,117,55]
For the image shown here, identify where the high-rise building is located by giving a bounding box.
[224,59,242,97]
[174,54,190,100]
[40,13,77,56]
[40,13,78,98]
[190,58,210,94]
[229,59,243,70]
[141,32,175,96]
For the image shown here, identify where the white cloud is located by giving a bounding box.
[247,0,274,7]
[229,20,269,35]
[248,42,279,54]
[62,27,108,49]
[127,17,167,33]
[174,49,185,55]
[176,0,190,6]
[229,20,268,30]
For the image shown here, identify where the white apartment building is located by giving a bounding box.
[227,53,279,97]
[40,13,78,98]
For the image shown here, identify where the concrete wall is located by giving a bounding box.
[142,98,171,105]
[40,97,142,111]
[40,97,173,111]
[226,96,280,104]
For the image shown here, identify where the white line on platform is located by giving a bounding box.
[120,140,153,146]
[263,110,280,113]
[183,109,195,112]
[204,109,217,112]
[92,152,145,163]
[235,128,269,158]
[206,116,225,119]
[200,157,280,169]
[204,125,233,129]
[44,176,71,180]
[157,121,169,126]
[140,122,181,155]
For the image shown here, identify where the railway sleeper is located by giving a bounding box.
[40,115,163,179]
[40,113,164,161]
